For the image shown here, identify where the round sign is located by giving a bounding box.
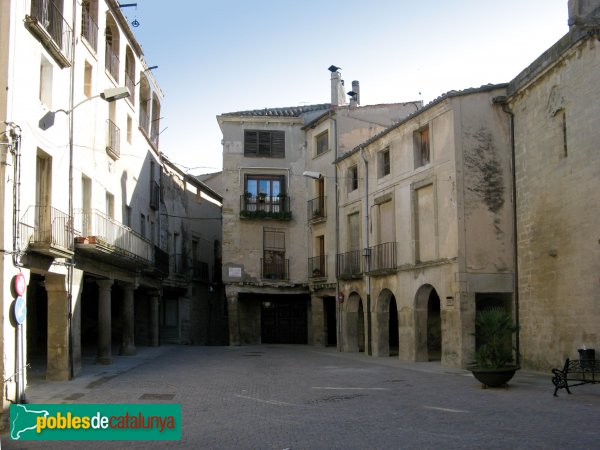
[14,296,26,325]
[14,273,26,296]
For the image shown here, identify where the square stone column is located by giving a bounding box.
[149,289,160,347]
[226,294,240,346]
[120,284,136,355]
[44,273,70,380]
[96,279,113,365]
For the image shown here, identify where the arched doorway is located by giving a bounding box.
[427,290,441,361]
[357,300,365,352]
[415,284,442,362]
[389,296,399,356]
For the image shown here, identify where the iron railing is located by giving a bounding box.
[240,195,291,219]
[139,107,150,134]
[308,255,327,279]
[105,44,119,81]
[73,209,153,263]
[19,205,73,252]
[106,119,120,159]
[81,6,98,52]
[261,258,289,281]
[307,196,326,222]
[367,242,397,273]
[337,250,363,279]
[29,0,72,61]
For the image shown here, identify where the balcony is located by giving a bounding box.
[106,119,120,160]
[337,250,363,279]
[193,260,210,282]
[307,196,326,223]
[240,195,291,220]
[261,258,289,281]
[308,255,327,279]
[125,71,135,104]
[105,44,119,81]
[25,0,72,68]
[19,205,74,258]
[81,7,98,52]
[73,209,153,269]
[367,242,398,275]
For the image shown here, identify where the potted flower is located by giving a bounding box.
[257,192,267,202]
[468,307,519,387]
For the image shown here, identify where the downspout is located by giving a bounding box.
[360,146,372,355]
[498,97,520,366]
[67,0,78,379]
[331,111,342,352]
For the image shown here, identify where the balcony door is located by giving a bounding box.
[35,152,52,242]
[82,175,92,235]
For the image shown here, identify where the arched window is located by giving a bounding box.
[150,94,161,147]
[138,74,151,133]
[104,14,120,81]
[124,47,135,103]
[81,0,98,51]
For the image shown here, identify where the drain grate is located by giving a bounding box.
[139,393,175,400]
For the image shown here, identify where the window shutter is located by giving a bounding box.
[271,131,285,158]
[244,131,258,156]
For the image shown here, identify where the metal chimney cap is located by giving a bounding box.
[328,65,341,73]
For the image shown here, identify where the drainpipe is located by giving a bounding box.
[360,146,372,355]
[497,96,520,366]
[331,111,342,352]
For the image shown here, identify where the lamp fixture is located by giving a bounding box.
[302,171,322,180]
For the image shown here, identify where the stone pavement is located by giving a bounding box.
[3,345,600,449]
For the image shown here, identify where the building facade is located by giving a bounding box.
[334,85,514,368]
[506,0,600,370]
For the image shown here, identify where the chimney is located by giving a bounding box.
[568,0,600,30]
[348,80,360,107]
[329,65,346,106]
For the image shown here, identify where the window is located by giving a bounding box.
[263,228,286,279]
[378,148,390,178]
[315,130,329,156]
[557,109,567,160]
[414,126,430,168]
[124,205,132,228]
[39,56,53,108]
[84,61,92,98]
[127,115,132,144]
[244,130,285,158]
[348,165,358,192]
[244,174,284,198]
[105,192,114,219]
[140,214,146,237]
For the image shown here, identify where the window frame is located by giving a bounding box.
[244,130,285,158]
[414,125,430,168]
[378,147,390,178]
[315,130,329,156]
[348,165,359,192]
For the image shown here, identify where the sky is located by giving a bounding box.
[126,0,570,175]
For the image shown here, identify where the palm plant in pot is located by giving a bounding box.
[469,307,519,387]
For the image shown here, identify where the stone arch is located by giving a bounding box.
[414,284,441,362]
[342,291,363,352]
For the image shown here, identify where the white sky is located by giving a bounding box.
[128,0,570,175]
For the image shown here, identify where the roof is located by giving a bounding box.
[219,103,330,118]
[335,83,508,163]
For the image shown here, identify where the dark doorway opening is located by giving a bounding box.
[261,296,308,344]
[427,289,441,361]
[389,296,399,356]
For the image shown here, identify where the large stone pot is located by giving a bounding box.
[469,366,520,387]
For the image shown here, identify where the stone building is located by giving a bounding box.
[0,0,213,420]
[505,0,600,370]
[335,84,514,368]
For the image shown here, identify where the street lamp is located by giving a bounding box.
[38,86,130,130]
[302,170,323,180]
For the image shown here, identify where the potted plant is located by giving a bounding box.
[468,307,519,387]
[257,192,267,202]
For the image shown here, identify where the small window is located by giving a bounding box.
[140,214,146,237]
[244,130,285,158]
[105,192,114,219]
[378,148,390,178]
[127,115,132,144]
[39,56,53,108]
[84,61,92,98]
[414,125,430,168]
[557,109,567,160]
[315,130,329,156]
[348,165,358,192]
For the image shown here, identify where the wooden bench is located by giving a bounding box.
[552,358,600,396]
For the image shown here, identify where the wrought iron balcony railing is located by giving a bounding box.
[307,196,326,222]
[367,242,398,274]
[106,119,120,160]
[105,44,119,81]
[81,6,98,52]
[73,209,153,264]
[308,255,327,279]
[240,195,291,220]
[261,258,289,281]
[139,108,150,134]
[26,0,73,66]
[337,250,363,279]
[125,71,135,104]
[19,205,74,258]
